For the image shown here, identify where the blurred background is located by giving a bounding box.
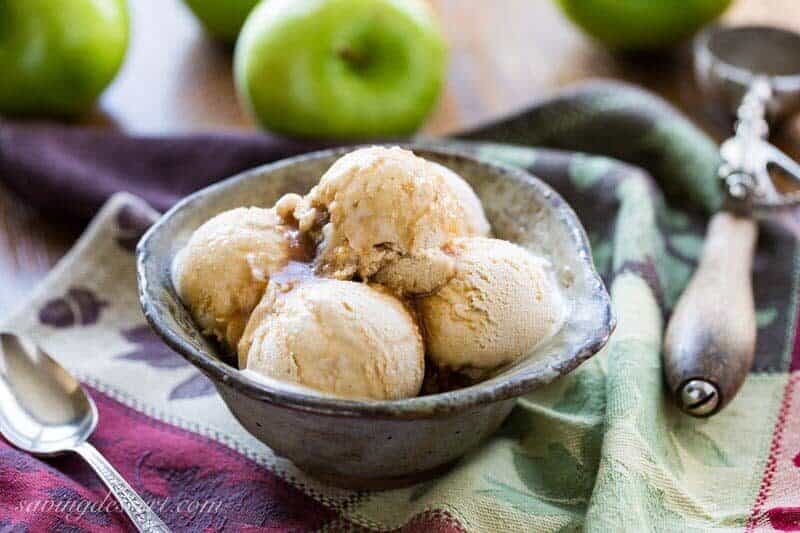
[1,0,798,314]
[84,0,799,136]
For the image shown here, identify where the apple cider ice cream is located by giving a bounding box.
[172,207,298,350]
[238,276,424,400]
[301,146,486,294]
[173,146,566,400]
[418,237,565,372]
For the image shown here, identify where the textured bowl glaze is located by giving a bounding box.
[137,145,614,488]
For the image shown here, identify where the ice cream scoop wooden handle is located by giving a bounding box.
[664,212,758,417]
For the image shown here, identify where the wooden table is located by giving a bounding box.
[2,0,799,316]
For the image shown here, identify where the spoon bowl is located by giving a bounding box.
[0,332,97,456]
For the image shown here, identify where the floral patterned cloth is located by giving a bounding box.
[1,81,799,532]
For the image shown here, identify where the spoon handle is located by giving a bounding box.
[74,441,171,532]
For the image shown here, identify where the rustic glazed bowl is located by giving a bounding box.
[137,145,614,489]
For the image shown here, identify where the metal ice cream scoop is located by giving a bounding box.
[664,26,800,417]
[0,332,171,532]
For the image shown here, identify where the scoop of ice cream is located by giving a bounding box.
[172,207,295,349]
[431,162,491,237]
[238,277,425,400]
[418,237,565,372]
[306,146,470,282]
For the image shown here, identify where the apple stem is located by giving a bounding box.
[337,46,369,70]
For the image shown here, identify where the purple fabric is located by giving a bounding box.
[0,123,331,220]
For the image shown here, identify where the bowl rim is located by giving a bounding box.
[137,144,615,420]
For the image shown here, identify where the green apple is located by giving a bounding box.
[0,0,129,117]
[183,0,261,43]
[556,0,733,51]
[234,0,447,139]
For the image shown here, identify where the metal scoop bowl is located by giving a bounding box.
[696,26,800,125]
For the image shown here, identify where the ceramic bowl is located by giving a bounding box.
[136,145,614,489]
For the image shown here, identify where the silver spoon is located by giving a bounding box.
[0,332,170,532]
